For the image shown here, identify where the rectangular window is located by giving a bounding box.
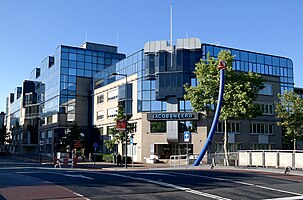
[250,123,274,134]
[216,121,240,133]
[259,83,273,95]
[97,111,104,120]
[150,121,166,133]
[191,78,197,87]
[258,103,274,115]
[179,121,197,133]
[97,94,104,104]
[107,107,118,118]
[107,89,118,101]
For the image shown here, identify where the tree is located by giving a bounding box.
[105,105,134,154]
[184,50,264,165]
[275,91,303,150]
[64,121,82,149]
[0,125,9,146]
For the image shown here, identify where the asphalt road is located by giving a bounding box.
[1,156,303,200]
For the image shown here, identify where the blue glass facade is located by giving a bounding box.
[8,42,126,155]
[32,43,126,119]
[202,44,294,93]
[94,40,294,116]
[94,50,168,113]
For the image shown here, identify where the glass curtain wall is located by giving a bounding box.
[202,44,294,93]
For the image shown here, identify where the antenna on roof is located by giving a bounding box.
[186,30,188,38]
[85,28,88,42]
[116,34,119,47]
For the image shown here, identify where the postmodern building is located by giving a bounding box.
[93,38,294,162]
[6,42,125,155]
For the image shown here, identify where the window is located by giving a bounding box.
[259,83,273,95]
[97,111,104,120]
[107,107,118,118]
[259,103,274,115]
[47,130,53,138]
[250,123,274,134]
[215,143,242,153]
[107,89,118,101]
[97,94,104,104]
[179,121,197,133]
[47,116,52,124]
[129,122,137,134]
[151,121,166,133]
[216,121,240,133]
[191,78,197,87]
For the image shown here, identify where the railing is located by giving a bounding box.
[170,152,238,167]
[238,150,303,169]
[170,155,188,167]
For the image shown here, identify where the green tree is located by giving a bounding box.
[0,125,9,146]
[275,91,303,150]
[184,50,264,165]
[105,105,134,154]
[64,121,82,149]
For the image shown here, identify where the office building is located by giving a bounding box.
[93,38,294,163]
[6,42,125,155]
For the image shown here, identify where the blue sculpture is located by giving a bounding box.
[193,60,226,166]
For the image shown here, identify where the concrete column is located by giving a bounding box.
[166,97,178,142]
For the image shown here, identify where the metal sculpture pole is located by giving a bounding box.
[193,60,227,166]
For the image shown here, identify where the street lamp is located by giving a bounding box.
[111,72,128,168]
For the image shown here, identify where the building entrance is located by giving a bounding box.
[154,143,193,159]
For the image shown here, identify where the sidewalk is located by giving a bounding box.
[76,161,172,171]
[9,154,303,176]
[10,154,172,170]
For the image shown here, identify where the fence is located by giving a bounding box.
[169,152,239,167]
[238,150,303,169]
[170,155,188,167]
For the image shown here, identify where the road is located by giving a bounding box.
[1,156,303,199]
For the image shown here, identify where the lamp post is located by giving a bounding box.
[111,72,128,168]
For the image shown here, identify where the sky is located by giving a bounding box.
[1,0,303,112]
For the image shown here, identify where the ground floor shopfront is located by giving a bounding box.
[116,112,282,164]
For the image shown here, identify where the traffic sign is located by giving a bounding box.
[184,131,190,142]
[130,137,133,145]
[93,142,99,148]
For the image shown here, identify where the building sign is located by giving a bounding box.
[116,119,126,131]
[147,112,199,121]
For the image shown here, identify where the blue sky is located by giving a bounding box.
[1,0,303,112]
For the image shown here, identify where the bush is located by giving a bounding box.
[103,154,114,163]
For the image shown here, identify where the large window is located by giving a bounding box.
[215,143,242,153]
[107,107,117,118]
[259,103,274,115]
[259,83,273,95]
[107,89,118,101]
[178,121,197,133]
[216,121,240,133]
[151,121,166,133]
[250,123,274,134]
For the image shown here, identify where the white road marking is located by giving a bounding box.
[73,191,91,200]
[107,173,230,200]
[263,195,303,200]
[135,172,175,176]
[171,172,303,196]
[61,174,94,180]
